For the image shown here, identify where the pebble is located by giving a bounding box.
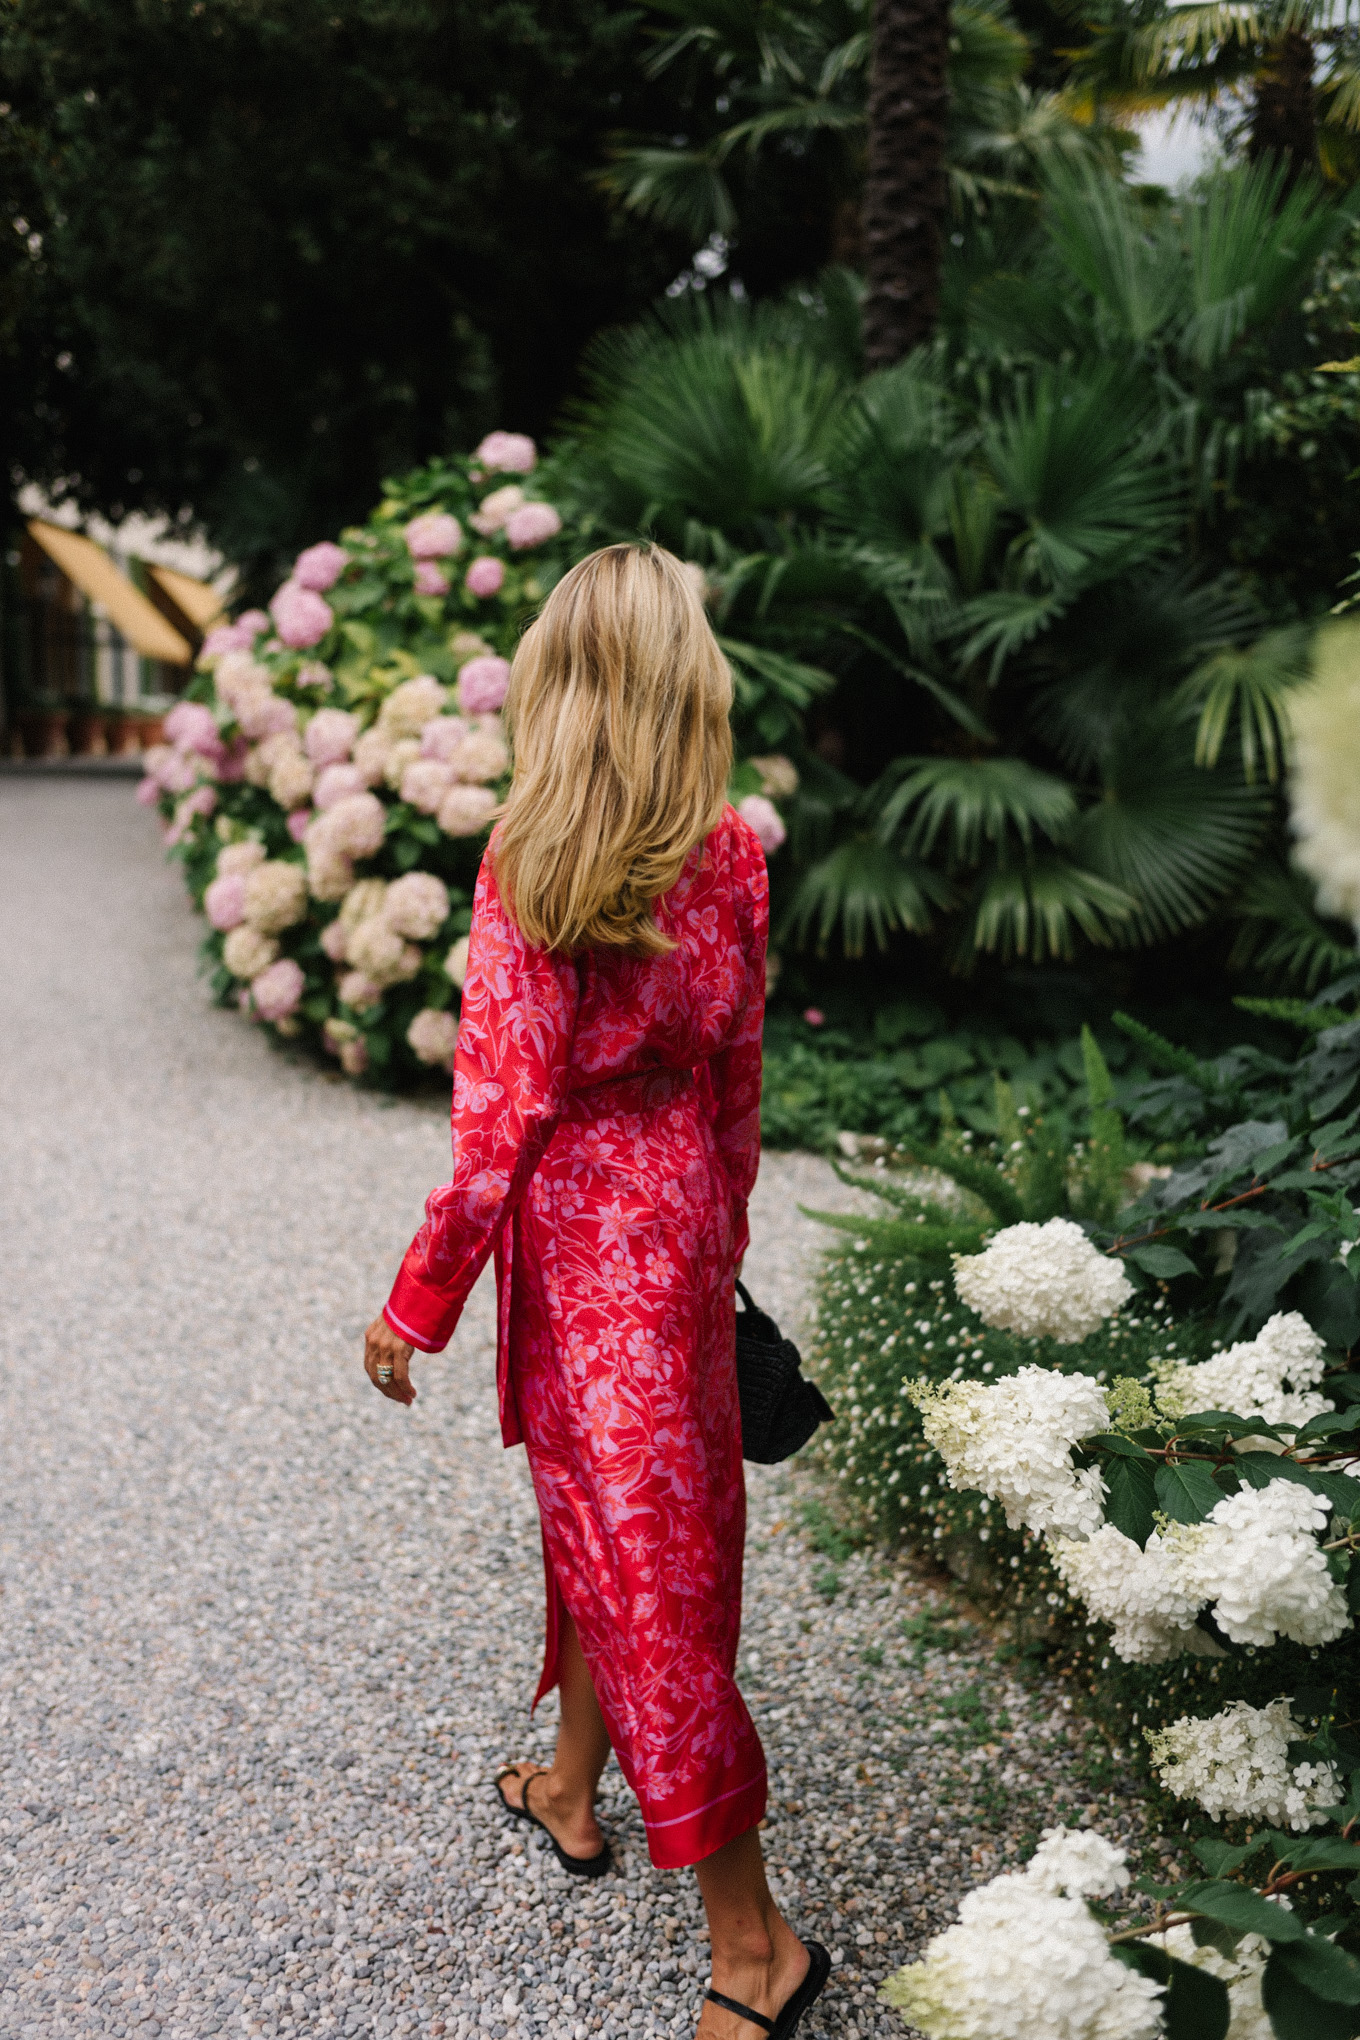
[0,784,1153,2040]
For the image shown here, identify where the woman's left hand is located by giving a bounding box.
[364,1316,416,1405]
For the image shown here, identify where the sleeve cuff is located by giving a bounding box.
[382,1301,446,1354]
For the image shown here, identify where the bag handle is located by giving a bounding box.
[735,1277,756,1315]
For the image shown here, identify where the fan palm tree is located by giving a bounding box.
[550,158,1348,976]
[597,0,1122,301]
[1061,0,1360,185]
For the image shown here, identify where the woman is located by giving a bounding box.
[363,544,829,2040]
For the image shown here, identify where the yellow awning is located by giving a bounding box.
[27,520,193,666]
[148,564,226,632]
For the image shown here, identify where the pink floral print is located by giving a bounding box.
[385,806,769,1866]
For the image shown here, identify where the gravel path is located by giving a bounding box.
[0,784,1150,2040]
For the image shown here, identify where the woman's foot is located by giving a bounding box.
[699,1930,811,2040]
[496,1760,605,1861]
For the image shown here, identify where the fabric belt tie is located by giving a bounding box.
[563,1065,696,1123]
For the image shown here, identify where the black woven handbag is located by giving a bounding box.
[734,1279,834,1464]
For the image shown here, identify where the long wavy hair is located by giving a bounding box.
[491,543,733,956]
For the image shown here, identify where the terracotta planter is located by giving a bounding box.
[18,709,71,758]
[70,708,110,757]
[133,713,165,750]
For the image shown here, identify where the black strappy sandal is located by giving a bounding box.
[705,1941,831,2040]
[492,1764,614,1880]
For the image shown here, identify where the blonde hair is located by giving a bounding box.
[492,544,733,956]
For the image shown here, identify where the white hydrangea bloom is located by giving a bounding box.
[953,1219,1134,1344]
[914,1367,1110,1539]
[1289,623,1360,935]
[1049,1525,1213,1664]
[1154,1312,1330,1430]
[1146,1699,1341,1830]
[1156,1927,1271,2040]
[882,1843,1164,2040]
[1182,1480,1349,1649]
[1024,1826,1131,1900]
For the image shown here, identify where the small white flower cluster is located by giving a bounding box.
[914,1367,1110,1539]
[1146,1698,1342,1830]
[1050,1523,1213,1664]
[1053,1478,1349,1661]
[953,1219,1134,1344]
[1186,1480,1349,1649]
[882,1828,1164,2040]
[1153,1311,1330,1431]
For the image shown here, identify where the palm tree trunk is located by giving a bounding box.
[862,0,951,367]
[1249,29,1317,185]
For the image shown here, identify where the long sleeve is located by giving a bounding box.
[706,819,769,1264]
[384,855,579,1352]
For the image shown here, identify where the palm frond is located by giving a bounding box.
[968,855,1135,962]
[982,365,1181,586]
[874,756,1078,862]
[950,588,1073,680]
[1183,162,1348,368]
[784,837,954,956]
[1179,623,1313,783]
[1229,861,1360,992]
[1043,165,1181,345]
[1072,726,1271,943]
[596,149,737,240]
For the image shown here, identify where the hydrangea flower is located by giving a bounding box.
[750,754,799,798]
[1153,1311,1331,1431]
[383,871,450,941]
[438,784,498,838]
[291,541,348,592]
[346,917,421,987]
[1023,1826,1133,1900]
[445,935,470,987]
[164,700,223,760]
[378,674,447,737]
[303,708,359,768]
[913,1367,1110,1539]
[1155,1926,1271,2040]
[1049,1525,1211,1663]
[296,661,332,690]
[352,726,397,785]
[474,431,536,473]
[738,793,786,854]
[456,656,511,715]
[1289,626,1360,935]
[216,841,266,878]
[204,873,248,931]
[314,763,367,809]
[504,503,563,550]
[1185,1479,1350,1649]
[242,860,309,935]
[269,580,334,651]
[468,484,524,535]
[419,716,470,763]
[266,746,315,813]
[882,1833,1164,2040]
[465,556,505,597]
[400,758,456,815]
[413,561,450,597]
[338,970,383,1010]
[222,926,279,980]
[455,729,509,784]
[407,1007,460,1069]
[1147,1699,1342,1829]
[285,807,313,842]
[250,958,305,1023]
[403,512,462,559]
[953,1218,1134,1344]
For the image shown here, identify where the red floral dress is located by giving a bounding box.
[385,805,769,1867]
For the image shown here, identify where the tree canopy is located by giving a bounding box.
[0,0,684,586]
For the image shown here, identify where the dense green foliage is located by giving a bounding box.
[551,156,1360,1003]
[805,994,1360,2024]
[0,0,682,588]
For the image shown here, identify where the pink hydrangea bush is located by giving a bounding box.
[137,430,788,1084]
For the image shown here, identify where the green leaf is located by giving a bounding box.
[1155,1459,1224,1524]
[1111,1943,1229,2040]
[1129,1243,1199,1278]
[1104,1452,1158,1545]
[1193,1837,1267,1877]
[1088,1433,1156,1459]
[1273,1840,1360,1876]
[1270,1932,1360,2007]
[1177,1881,1305,1943]
[1263,1949,1360,2039]
[1234,1454,1360,1518]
